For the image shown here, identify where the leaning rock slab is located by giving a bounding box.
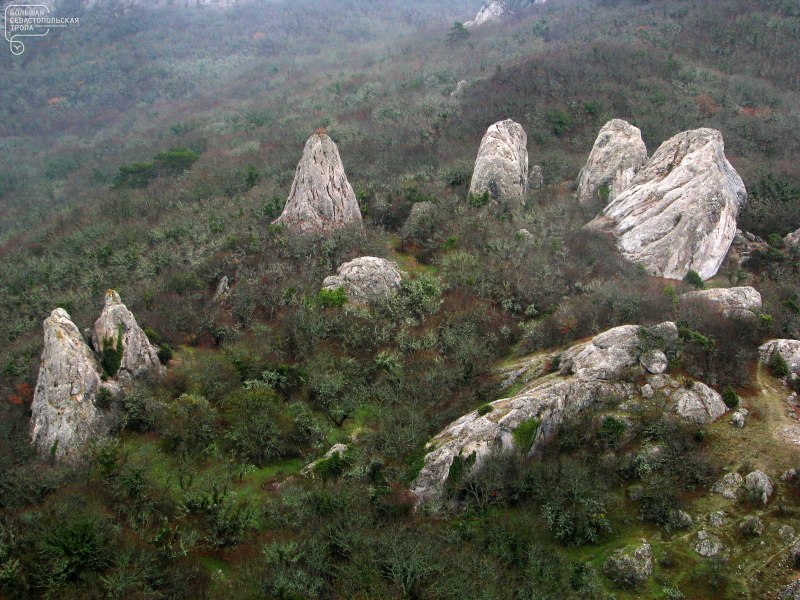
[759,339,800,374]
[92,290,163,384]
[468,119,528,211]
[273,133,362,232]
[577,119,647,205]
[322,257,404,305]
[681,286,762,320]
[30,309,115,463]
[589,128,747,281]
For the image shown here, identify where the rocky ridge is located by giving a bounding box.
[411,322,729,503]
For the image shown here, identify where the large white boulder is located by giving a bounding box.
[273,133,362,232]
[322,257,404,305]
[680,286,762,320]
[468,119,528,211]
[589,128,747,281]
[577,119,648,205]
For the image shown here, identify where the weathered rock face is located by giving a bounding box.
[785,228,800,247]
[322,257,404,305]
[672,382,727,424]
[760,339,800,374]
[694,530,723,557]
[411,322,721,504]
[273,133,362,232]
[744,470,773,504]
[577,119,648,205]
[92,290,163,384]
[681,286,762,320]
[468,119,528,211]
[30,309,115,463]
[712,472,743,499]
[31,292,165,463]
[589,128,747,281]
[604,540,653,588]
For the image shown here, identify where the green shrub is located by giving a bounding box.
[597,416,626,449]
[163,393,217,455]
[767,233,785,248]
[547,109,574,136]
[318,286,348,308]
[598,183,611,203]
[721,387,739,409]
[538,461,611,545]
[768,351,790,377]
[93,387,114,410]
[101,327,124,378]
[157,343,173,365]
[476,403,493,416]
[467,191,490,208]
[683,270,704,289]
[315,450,349,480]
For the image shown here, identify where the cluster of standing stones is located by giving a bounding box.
[30,122,800,585]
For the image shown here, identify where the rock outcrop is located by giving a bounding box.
[680,286,762,320]
[577,119,648,205]
[589,128,747,281]
[785,227,800,247]
[468,119,528,211]
[604,540,653,588]
[744,470,773,504]
[92,290,163,384]
[411,322,727,504]
[712,472,743,499]
[31,292,164,463]
[464,1,510,28]
[30,309,116,463]
[322,257,404,305]
[464,0,547,28]
[273,133,362,232]
[695,530,723,557]
[760,339,800,374]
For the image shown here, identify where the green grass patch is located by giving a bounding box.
[512,417,541,454]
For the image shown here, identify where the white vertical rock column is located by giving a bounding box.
[273,133,363,232]
[468,119,529,212]
[577,119,647,205]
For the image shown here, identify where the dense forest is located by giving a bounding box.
[1,0,800,598]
